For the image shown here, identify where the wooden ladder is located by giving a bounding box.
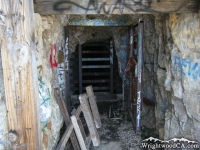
[54,85,101,150]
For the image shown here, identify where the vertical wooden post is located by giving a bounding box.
[1,0,41,149]
[136,21,144,134]
[129,27,134,111]
[79,44,82,94]
[64,26,71,114]
[110,40,114,94]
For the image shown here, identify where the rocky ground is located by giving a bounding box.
[90,112,141,150]
[63,101,158,150]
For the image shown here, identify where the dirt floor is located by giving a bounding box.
[90,112,141,150]
[64,101,157,150]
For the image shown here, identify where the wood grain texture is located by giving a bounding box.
[71,115,87,150]
[54,88,80,150]
[34,0,200,15]
[79,94,100,147]
[86,85,102,128]
[0,0,41,149]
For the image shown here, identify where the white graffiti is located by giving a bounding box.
[130,35,133,44]
[65,37,69,71]
[138,69,142,82]
[137,91,141,127]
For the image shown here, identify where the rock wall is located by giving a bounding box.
[34,14,64,150]
[154,13,200,143]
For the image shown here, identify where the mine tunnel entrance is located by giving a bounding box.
[70,41,122,103]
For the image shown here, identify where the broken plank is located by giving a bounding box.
[86,85,102,128]
[56,123,74,150]
[71,107,87,141]
[54,88,80,150]
[79,94,100,147]
[71,115,87,150]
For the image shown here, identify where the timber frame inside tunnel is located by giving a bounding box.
[64,20,155,134]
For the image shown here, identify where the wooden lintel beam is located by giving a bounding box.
[34,0,200,15]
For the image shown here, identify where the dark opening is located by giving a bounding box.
[70,41,122,102]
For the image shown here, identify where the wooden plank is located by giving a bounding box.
[54,88,80,150]
[1,0,41,149]
[56,123,74,150]
[79,44,82,94]
[71,115,87,150]
[71,107,87,141]
[64,27,71,114]
[86,86,102,128]
[77,119,87,141]
[34,0,200,15]
[110,40,114,94]
[136,21,144,134]
[79,94,100,147]
[85,134,92,150]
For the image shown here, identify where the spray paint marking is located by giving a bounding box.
[65,37,69,71]
[138,69,142,82]
[130,35,133,44]
[137,91,141,127]
[173,55,200,80]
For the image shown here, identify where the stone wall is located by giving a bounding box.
[34,14,64,150]
[154,13,200,143]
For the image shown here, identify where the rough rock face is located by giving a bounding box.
[164,13,200,142]
[154,13,200,143]
[34,14,64,150]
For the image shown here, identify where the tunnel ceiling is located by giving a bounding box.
[34,0,200,15]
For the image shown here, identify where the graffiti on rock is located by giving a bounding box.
[173,55,200,80]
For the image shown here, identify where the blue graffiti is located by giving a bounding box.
[68,19,132,26]
[173,56,200,80]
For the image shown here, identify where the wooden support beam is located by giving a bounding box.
[54,88,80,150]
[34,0,200,15]
[86,86,102,128]
[79,94,100,147]
[64,27,71,114]
[71,116,87,150]
[1,0,41,149]
[56,123,74,150]
[79,44,82,94]
[136,21,144,134]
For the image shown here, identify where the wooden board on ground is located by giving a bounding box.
[54,88,80,150]
[86,85,102,128]
[79,94,100,147]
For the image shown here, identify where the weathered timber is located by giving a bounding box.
[56,123,74,150]
[136,21,144,134]
[71,116,87,150]
[54,88,80,150]
[34,0,200,15]
[1,0,41,149]
[79,94,100,147]
[71,107,87,141]
[86,86,102,128]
